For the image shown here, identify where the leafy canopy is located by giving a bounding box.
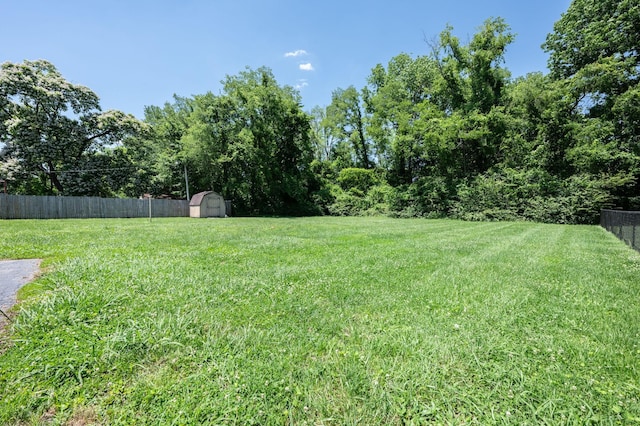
[0,60,145,195]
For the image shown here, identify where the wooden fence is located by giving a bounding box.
[0,194,189,219]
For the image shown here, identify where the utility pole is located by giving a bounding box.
[184,163,190,201]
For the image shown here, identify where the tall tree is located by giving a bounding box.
[367,54,444,184]
[543,0,640,208]
[133,96,193,198]
[430,17,514,113]
[0,60,144,195]
[544,0,639,81]
[177,67,315,215]
[432,18,514,177]
[309,106,339,162]
[325,87,372,169]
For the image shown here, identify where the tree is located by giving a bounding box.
[365,20,514,187]
[502,73,568,171]
[0,60,145,195]
[131,96,193,198]
[544,0,639,131]
[543,0,639,80]
[427,18,514,114]
[325,86,372,169]
[309,106,339,162]
[173,67,316,215]
[366,54,445,184]
[543,0,640,208]
[431,18,514,177]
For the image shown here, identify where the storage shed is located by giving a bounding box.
[189,191,226,218]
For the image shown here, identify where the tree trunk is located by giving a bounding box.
[47,161,64,193]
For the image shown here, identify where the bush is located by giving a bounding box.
[311,185,336,215]
[450,172,524,221]
[450,169,614,224]
[337,168,379,192]
[407,176,453,217]
[328,189,368,216]
[327,183,393,216]
[364,184,394,215]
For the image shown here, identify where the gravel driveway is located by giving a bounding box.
[0,259,42,310]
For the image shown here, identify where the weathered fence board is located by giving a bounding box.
[0,194,189,219]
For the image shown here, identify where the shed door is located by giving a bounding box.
[206,196,222,217]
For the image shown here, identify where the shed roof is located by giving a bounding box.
[189,191,222,206]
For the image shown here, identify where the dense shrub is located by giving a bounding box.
[449,170,614,224]
[327,183,394,216]
[320,166,618,224]
[328,187,368,216]
[337,168,379,192]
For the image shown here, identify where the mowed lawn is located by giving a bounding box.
[0,217,639,424]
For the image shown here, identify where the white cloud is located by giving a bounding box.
[295,79,309,90]
[284,49,308,57]
[299,63,314,71]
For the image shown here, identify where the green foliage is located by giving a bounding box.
[364,183,393,210]
[453,173,519,222]
[0,60,145,195]
[433,18,514,114]
[142,68,317,215]
[327,186,368,216]
[543,0,639,80]
[361,18,515,197]
[336,167,379,192]
[341,5,640,224]
[540,0,640,214]
[325,87,372,169]
[308,106,338,162]
[61,147,137,197]
[450,169,620,224]
[326,182,394,217]
[133,95,193,198]
[407,176,453,217]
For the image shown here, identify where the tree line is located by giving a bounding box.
[1,0,638,223]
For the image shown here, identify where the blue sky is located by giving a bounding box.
[2,0,571,118]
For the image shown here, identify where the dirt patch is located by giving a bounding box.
[40,406,101,425]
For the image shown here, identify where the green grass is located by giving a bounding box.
[0,217,639,424]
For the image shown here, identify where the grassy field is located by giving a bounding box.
[0,217,639,424]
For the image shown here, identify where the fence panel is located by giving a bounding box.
[0,194,189,219]
[600,209,640,251]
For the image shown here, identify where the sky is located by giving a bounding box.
[1,0,571,119]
